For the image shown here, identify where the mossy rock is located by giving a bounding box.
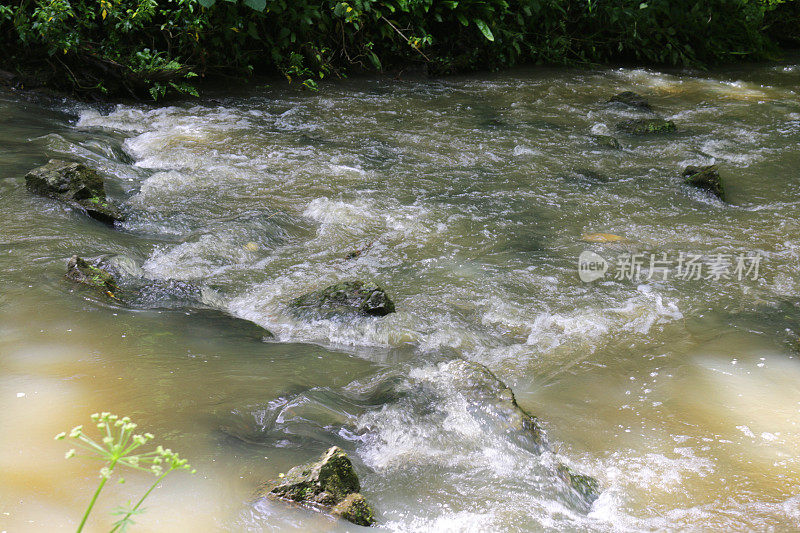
[556,464,601,506]
[615,118,676,135]
[65,256,120,298]
[608,91,652,111]
[290,281,396,318]
[683,164,725,201]
[260,446,376,527]
[589,134,621,149]
[331,493,375,526]
[25,159,124,225]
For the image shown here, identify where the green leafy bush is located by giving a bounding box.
[556,0,786,66]
[0,0,795,99]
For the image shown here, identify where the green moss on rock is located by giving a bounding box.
[683,164,725,201]
[331,493,375,526]
[290,281,396,318]
[65,255,120,297]
[259,446,376,527]
[25,159,125,225]
[615,118,676,135]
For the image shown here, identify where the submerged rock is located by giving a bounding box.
[581,233,627,243]
[683,164,725,200]
[259,446,375,527]
[451,359,602,507]
[25,159,124,225]
[404,359,599,507]
[345,241,374,260]
[556,464,601,506]
[64,254,274,337]
[589,134,621,149]
[290,281,395,318]
[570,167,609,183]
[450,360,602,507]
[608,91,652,110]
[615,118,676,135]
[445,359,547,450]
[182,308,274,341]
[66,256,120,298]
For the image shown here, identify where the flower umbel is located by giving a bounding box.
[56,413,194,533]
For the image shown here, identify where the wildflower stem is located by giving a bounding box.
[77,458,117,533]
[58,413,193,531]
[109,470,170,533]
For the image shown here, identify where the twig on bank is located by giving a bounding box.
[380,16,431,63]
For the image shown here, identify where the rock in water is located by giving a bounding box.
[615,118,676,135]
[290,281,395,318]
[331,493,375,526]
[683,164,725,200]
[25,159,124,225]
[444,359,547,450]
[66,256,120,297]
[556,464,601,506]
[608,91,652,110]
[449,360,601,506]
[260,446,376,526]
[589,134,621,149]
[407,359,600,508]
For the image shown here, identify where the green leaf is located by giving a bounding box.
[247,21,259,39]
[474,19,494,41]
[457,13,468,26]
[197,0,215,7]
[243,0,265,9]
[367,51,381,69]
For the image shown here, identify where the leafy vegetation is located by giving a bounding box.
[0,0,796,99]
[55,412,194,532]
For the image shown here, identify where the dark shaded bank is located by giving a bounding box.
[1,0,799,100]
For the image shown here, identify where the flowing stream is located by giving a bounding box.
[2,61,800,531]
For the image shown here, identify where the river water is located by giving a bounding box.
[1,61,800,532]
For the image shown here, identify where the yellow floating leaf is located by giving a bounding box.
[244,242,259,252]
[581,233,627,243]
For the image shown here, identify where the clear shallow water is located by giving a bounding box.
[1,62,800,531]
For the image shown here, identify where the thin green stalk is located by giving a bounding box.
[77,459,117,533]
[109,470,170,533]
[58,413,194,531]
